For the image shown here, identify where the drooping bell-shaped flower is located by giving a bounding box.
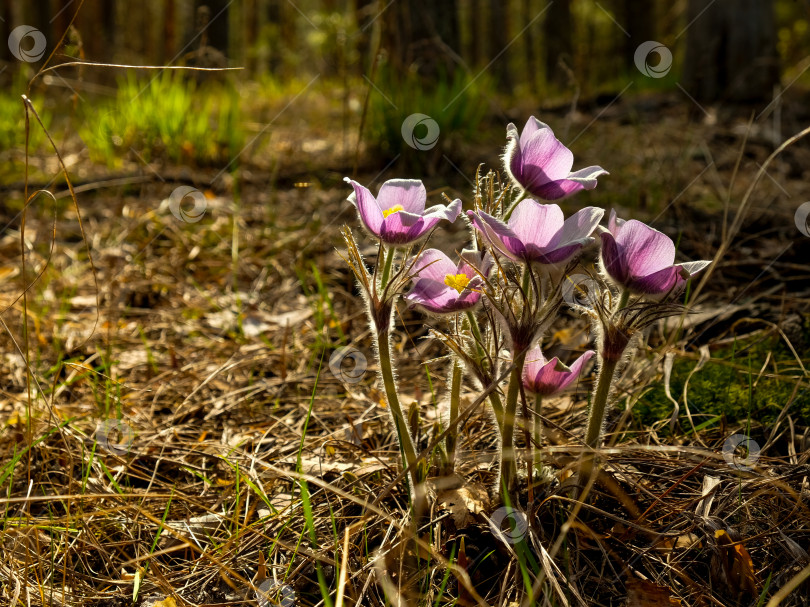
[599,210,711,296]
[504,117,608,200]
[521,346,595,396]
[344,177,461,246]
[467,200,604,266]
[404,249,490,315]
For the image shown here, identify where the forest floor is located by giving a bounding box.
[1,83,810,606]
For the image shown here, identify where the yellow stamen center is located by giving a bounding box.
[382,204,404,218]
[444,273,470,293]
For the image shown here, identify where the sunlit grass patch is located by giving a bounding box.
[635,321,810,431]
[79,72,243,167]
[0,74,53,156]
[366,68,490,165]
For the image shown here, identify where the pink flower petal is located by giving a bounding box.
[566,165,609,186]
[460,248,493,278]
[557,350,595,391]
[522,349,594,396]
[412,249,457,282]
[616,220,676,278]
[508,200,565,250]
[521,346,548,384]
[467,210,526,260]
[599,231,628,284]
[376,179,426,214]
[530,165,606,200]
[406,278,480,314]
[601,211,712,296]
[518,116,550,150]
[519,127,574,185]
[378,199,461,245]
[607,208,624,236]
[344,177,383,235]
[677,260,711,278]
[557,206,605,247]
[627,265,683,294]
[541,242,589,265]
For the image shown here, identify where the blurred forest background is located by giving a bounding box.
[0,0,798,98]
[1,0,808,177]
[2,0,809,183]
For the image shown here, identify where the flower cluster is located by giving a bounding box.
[340,116,710,506]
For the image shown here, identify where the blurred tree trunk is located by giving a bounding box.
[543,0,572,86]
[0,1,10,62]
[490,0,510,87]
[382,0,459,81]
[683,0,779,103]
[425,0,459,56]
[164,0,177,64]
[617,0,655,72]
[354,0,376,74]
[31,0,51,44]
[244,0,258,73]
[523,0,537,90]
[76,2,106,62]
[195,0,229,54]
[471,0,487,69]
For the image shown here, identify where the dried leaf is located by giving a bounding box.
[713,529,759,598]
[437,484,490,529]
[625,577,681,606]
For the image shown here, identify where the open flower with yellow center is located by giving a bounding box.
[404,249,490,315]
[344,178,462,246]
[382,205,404,218]
[444,273,470,293]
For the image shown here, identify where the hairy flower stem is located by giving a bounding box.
[376,327,423,513]
[580,356,619,492]
[580,290,631,492]
[501,350,527,500]
[464,310,505,427]
[380,247,395,290]
[445,360,463,475]
[584,289,630,449]
[503,189,528,221]
[533,393,544,474]
[584,357,618,449]
[489,388,505,432]
[466,311,486,358]
[522,264,532,296]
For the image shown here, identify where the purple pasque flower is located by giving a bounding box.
[504,117,608,200]
[404,249,490,315]
[344,177,461,246]
[521,346,595,396]
[599,210,711,296]
[467,199,604,265]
